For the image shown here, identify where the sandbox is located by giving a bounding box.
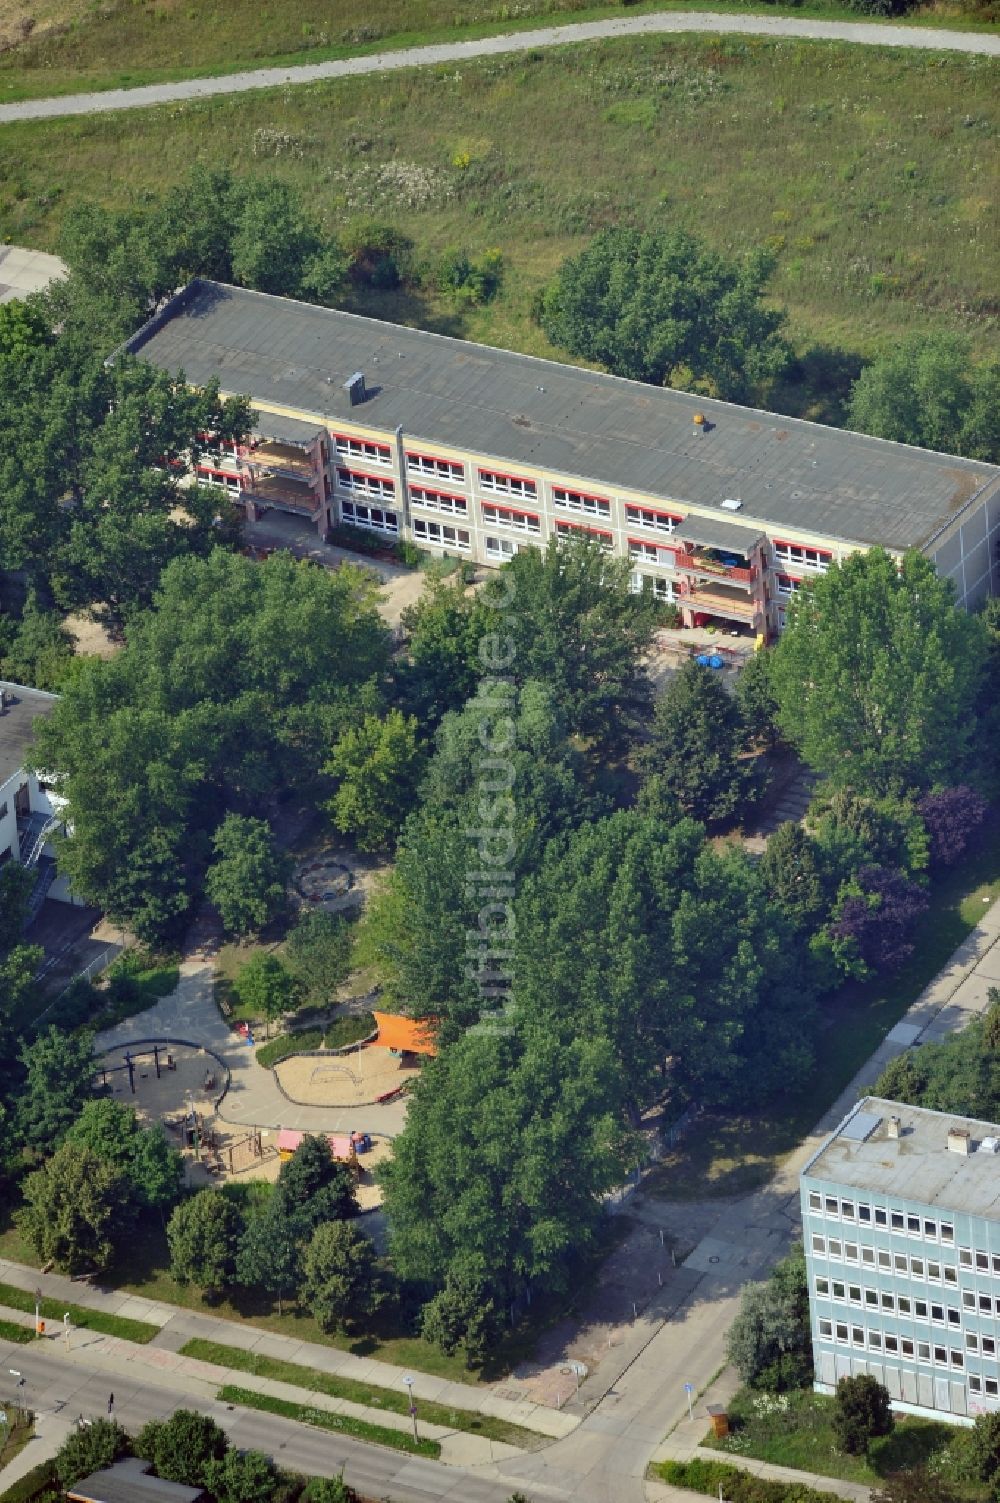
[274,1044,420,1107]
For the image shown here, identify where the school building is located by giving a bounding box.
[121,280,1000,639]
[803,1097,1000,1424]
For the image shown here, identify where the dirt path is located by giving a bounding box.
[1,11,997,124]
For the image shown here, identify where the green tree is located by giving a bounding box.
[54,1419,131,1488]
[808,786,930,880]
[21,1140,131,1274]
[236,1203,304,1315]
[205,815,290,937]
[0,592,75,691]
[966,1411,1000,1481]
[30,549,389,943]
[302,1478,352,1503]
[0,863,34,954]
[203,1448,279,1503]
[735,648,782,748]
[486,535,656,757]
[848,333,1000,463]
[301,1220,378,1333]
[770,549,988,793]
[233,951,301,1037]
[283,911,351,1004]
[166,1189,243,1297]
[419,1255,499,1367]
[135,1410,229,1486]
[66,1098,182,1212]
[726,1245,811,1390]
[538,226,790,401]
[384,1028,634,1314]
[275,1134,359,1232]
[396,576,491,726]
[833,1374,894,1455]
[758,823,829,930]
[640,660,759,825]
[17,1025,96,1150]
[326,709,425,853]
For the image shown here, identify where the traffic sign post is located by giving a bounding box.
[403,1375,418,1442]
[684,1381,694,1421]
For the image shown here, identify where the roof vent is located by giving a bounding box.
[693,412,706,438]
[982,1137,1000,1155]
[721,497,743,512]
[343,371,366,406]
[948,1128,971,1156]
[887,1114,901,1140]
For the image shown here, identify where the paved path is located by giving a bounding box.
[1,11,997,125]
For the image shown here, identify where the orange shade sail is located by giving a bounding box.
[371,1010,438,1056]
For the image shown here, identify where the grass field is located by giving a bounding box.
[218,1384,441,1458]
[1,35,996,379]
[0,1280,159,1343]
[0,0,995,105]
[647,818,1000,1198]
[705,1387,970,1487]
[182,1337,546,1446]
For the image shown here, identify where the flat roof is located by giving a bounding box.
[803,1097,1000,1219]
[0,681,58,789]
[67,1457,205,1503]
[121,280,1000,552]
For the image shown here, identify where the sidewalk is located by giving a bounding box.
[0,1404,75,1494]
[0,1258,576,1442]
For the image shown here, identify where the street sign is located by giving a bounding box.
[684,1383,693,1392]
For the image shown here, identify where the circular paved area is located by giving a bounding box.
[275,1046,420,1106]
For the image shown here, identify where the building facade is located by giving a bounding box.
[803,1097,1000,1424]
[0,682,80,921]
[122,281,1000,640]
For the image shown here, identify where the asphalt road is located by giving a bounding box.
[2,1339,564,1503]
[1,10,997,125]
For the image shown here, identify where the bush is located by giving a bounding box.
[54,1420,131,1488]
[727,1245,811,1390]
[0,1460,59,1503]
[656,1458,833,1503]
[134,1409,228,1486]
[966,1410,1000,1480]
[832,1374,893,1455]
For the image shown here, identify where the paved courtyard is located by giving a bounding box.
[0,244,65,302]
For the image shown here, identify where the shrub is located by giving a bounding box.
[832,1374,893,1455]
[917,786,988,868]
[656,1458,833,1503]
[54,1420,131,1488]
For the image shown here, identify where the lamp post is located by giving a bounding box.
[403,1375,418,1442]
[9,1372,24,1424]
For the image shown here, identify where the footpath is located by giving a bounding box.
[0,1257,575,1466]
[1,11,998,125]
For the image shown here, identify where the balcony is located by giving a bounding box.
[685,581,758,624]
[249,441,320,483]
[241,472,321,516]
[673,547,757,589]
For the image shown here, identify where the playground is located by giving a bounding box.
[291,843,385,915]
[273,1011,436,1107]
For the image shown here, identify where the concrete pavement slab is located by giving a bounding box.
[887,1020,923,1045]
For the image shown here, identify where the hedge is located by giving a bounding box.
[0,1459,58,1502]
[654,1458,837,1503]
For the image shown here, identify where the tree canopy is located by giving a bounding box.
[640,660,759,825]
[205,814,290,937]
[770,549,988,793]
[848,333,1000,463]
[538,226,790,401]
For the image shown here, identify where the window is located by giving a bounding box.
[894,1254,908,1274]
[878,1250,892,1271]
[932,1304,945,1324]
[918,1342,931,1360]
[411,517,471,552]
[862,1248,876,1267]
[964,1292,977,1310]
[407,451,464,483]
[981,1294,993,1313]
[941,1224,955,1245]
[935,1345,948,1364]
[892,1212,905,1231]
[911,1258,924,1279]
[340,499,398,535]
[852,1326,865,1347]
[944,1267,958,1287]
[842,1201,856,1221]
[484,535,523,560]
[977,1252,990,1272]
[337,468,395,501]
[479,468,536,501]
[927,1261,942,1283]
[555,519,613,550]
[915,1300,929,1320]
[901,1339,915,1357]
[625,503,682,534]
[988,1378,1000,1398]
[808,1192,822,1211]
[333,434,392,466]
[480,502,541,534]
[968,1333,980,1351]
[775,574,801,600]
[630,574,678,603]
[833,1282,846,1299]
[629,539,675,566]
[960,1248,974,1268]
[924,1220,938,1240]
[881,1292,895,1311]
[819,1318,833,1337]
[868,1331,882,1351]
[875,1208,888,1227]
[970,1375,983,1394]
[885,1335,899,1354]
[197,464,243,496]
[849,1285,862,1305]
[772,539,832,574]
[828,1239,842,1260]
[908,1215,921,1235]
[409,486,468,516]
[554,486,611,519]
[826,1197,839,1216]
[859,1204,872,1224]
[952,1350,965,1369]
[898,1296,912,1315]
[845,1244,859,1264]
[812,1235,825,1255]
[948,1308,961,1327]
[865,1290,878,1308]
[815,1278,830,1296]
[992,1254,1000,1276]
[984,1336,996,1357]
[836,1323,849,1342]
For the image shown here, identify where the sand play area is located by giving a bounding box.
[275,1044,420,1107]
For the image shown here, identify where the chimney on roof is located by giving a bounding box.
[344,371,366,406]
[887,1114,901,1140]
[947,1128,971,1156]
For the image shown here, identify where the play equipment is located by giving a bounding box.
[371,1011,438,1057]
[277,1128,361,1174]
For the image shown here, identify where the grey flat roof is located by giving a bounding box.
[68,1457,204,1503]
[253,411,325,446]
[803,1097,1000,1219]
[672,514,765,554]
[0,682,58,788]
[122,281,1000,552]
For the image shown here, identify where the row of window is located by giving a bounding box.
[555,519,613,550]
[412,518,470,551]
[481,503,541,534]
[772,540,832,574]
[335,434,392,465]
[817,1276,963,1324]
[821,1319,971,1370]
[407,450,464,483]
[337,468,396,501]
[775,574,803,598]
[484,535,524,560]
[340,500,399,535]
[811,1234,958,1283]
[625,504,682,535]
[409,486,467,516]
[806,1193,955,1244]
[554,487,611,518]
[629,539,675,566]
[630,574,676,602]
[478,469,537,501]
